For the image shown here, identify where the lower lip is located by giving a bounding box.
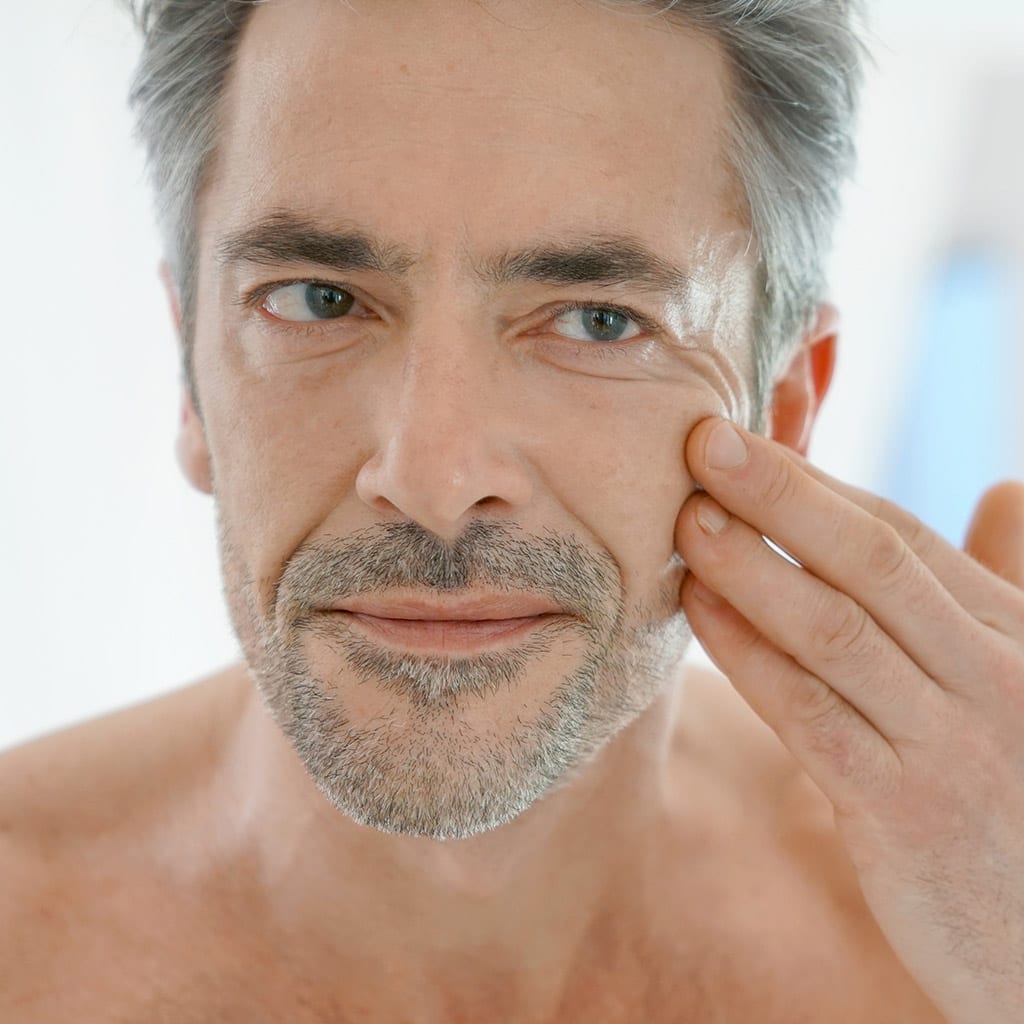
[337,612,561,653]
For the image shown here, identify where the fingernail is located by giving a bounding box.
[697,497,730,535]
[705,421,748,470]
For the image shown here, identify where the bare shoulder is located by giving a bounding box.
[0,665,249,1015]
[0,664,246,850]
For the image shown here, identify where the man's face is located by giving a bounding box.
[188,0,757,839]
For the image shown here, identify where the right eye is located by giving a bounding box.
[261,282,359,322]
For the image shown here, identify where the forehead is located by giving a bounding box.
[202,0,745,277]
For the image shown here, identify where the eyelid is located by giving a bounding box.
[237,279,365,314]
[545,298,662,337]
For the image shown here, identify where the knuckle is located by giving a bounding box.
[900,511,937,561]
[790,686,856,771]
[790,685,901,797]
[977,581,1024,635]
[872,493,908,530]
[761,458,800,513]
[872,497,937,563]
[791,680,842,729]
[813,595,874,667]
[861,524,912,590]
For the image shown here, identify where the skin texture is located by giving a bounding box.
[190,0,757,884]
[169,0,838,1010]
[188,0,760,838]
[1,0,991,1019]
[676,426,1024,1024]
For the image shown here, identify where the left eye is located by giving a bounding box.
[262,283,358,322]
[550,306,643,344]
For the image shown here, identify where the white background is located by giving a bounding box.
[2,0,1023,750]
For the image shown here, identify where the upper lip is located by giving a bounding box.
[333,593,565,621]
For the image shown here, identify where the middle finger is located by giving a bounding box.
[681,418,991,692]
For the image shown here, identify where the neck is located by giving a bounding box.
[207,661,696,1013]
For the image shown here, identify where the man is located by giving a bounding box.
[2,0,1023,1020]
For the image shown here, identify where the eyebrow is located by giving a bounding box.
[215,210,694,299]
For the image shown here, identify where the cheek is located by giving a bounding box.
[197,317,734,614]
[543,380,730,594]
[200,361,352,610]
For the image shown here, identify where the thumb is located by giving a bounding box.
[963,480,1024,588]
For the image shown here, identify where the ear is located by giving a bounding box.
[766,302,839,457]
[159,259,213,495]
[176,388,213,495]
[159,259,183,336]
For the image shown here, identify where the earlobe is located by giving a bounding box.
[176,388,213,495]
[767,302,839,457]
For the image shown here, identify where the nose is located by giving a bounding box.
[354,331,535,542]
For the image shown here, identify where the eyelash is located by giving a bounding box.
[239,279,663,359]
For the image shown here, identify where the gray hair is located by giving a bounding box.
[124,0,870,425]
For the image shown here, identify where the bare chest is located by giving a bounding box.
[6,897,946,1024]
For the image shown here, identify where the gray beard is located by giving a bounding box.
[216,510,693,841]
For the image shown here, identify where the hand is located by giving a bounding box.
[676,416,1024,1024]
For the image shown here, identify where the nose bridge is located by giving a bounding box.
[397,310,497,435]
[355,310,533,536]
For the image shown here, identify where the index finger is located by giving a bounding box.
[686,417,1024,630]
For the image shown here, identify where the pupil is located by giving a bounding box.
[305,284,353,319]
[585,308,627,342]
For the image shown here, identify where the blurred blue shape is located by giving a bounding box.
[880,250,1015,547]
